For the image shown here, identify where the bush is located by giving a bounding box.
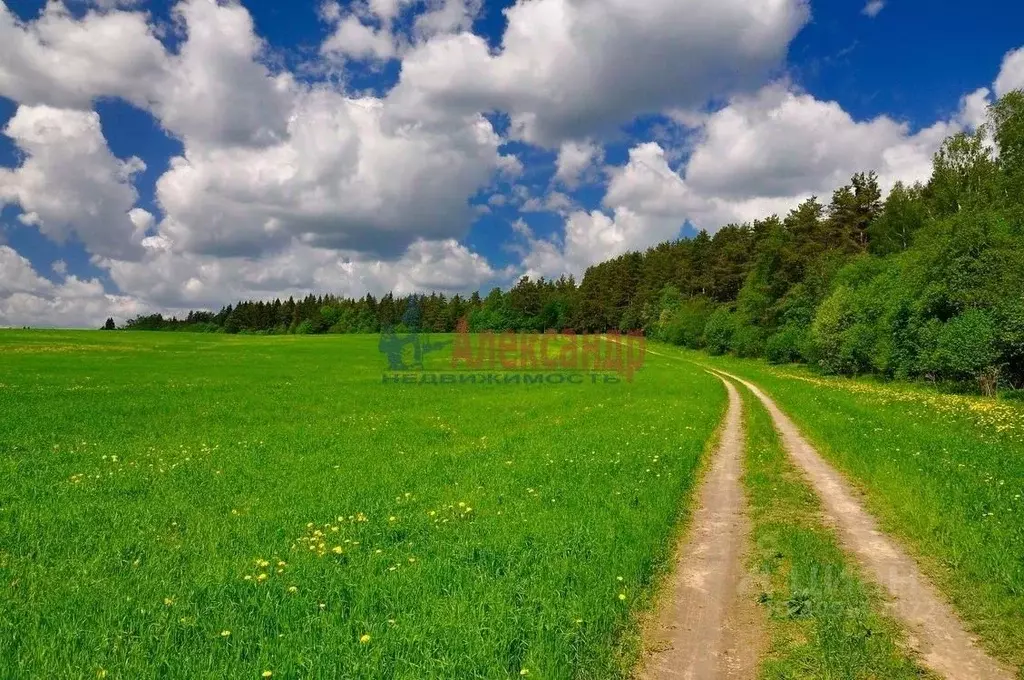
[731,325,765,358]
[703,308,736,355]
[924,309,999,381]
[663,298,716,349]
[765,325,807,364]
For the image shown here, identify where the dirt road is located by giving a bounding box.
[639,376,761,680]
[713,369,1015,680]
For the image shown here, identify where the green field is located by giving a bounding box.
[4,331,1023,678]
[0,331,724,679]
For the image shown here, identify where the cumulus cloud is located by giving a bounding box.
[995,47,1024,97]
[684,85,957,201]
[153,89,501,258]
[391,0,810,146]
[0,104,151,259]
[0,246,149,327]
[96,236,501,310]
[319,0,481,62]
[554,140,604,188]
[522,82,974,279]
[0,1,166,108]
[154,0,296,147]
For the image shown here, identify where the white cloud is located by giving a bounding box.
[554,140,603,188]
[994,47,1024,97]
[96,237,501,310]
[862,0,885,18]
[0,1,166,109]
[319,0,480,62]
[391,0,810,146]
[0,246,149,328]
[155,0,296,147]
[684,84,957,201]
[0,104,150,259]
[153,88,502,258]
[522,82,972,279]
[321,14,399,61]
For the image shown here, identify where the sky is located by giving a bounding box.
[1,0,1023,327]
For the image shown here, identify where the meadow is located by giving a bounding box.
[0,331,724,679]
[670,346,1024,674]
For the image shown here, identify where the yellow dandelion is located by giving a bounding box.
[332,546,343,554]
[288,586,298,594]
[262,672,273,678]
[618,593,626,601]
[520,669,530,676]
[359,634,371,644]
[389,516,397,522]
[164,597,175,606]
[256,573,268,582]
[221,630,231,637]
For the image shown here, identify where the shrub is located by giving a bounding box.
[703,308,736,356]
[765,325,807,365]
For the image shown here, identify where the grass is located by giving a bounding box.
[0,330,725,679]
[738,383,931,679]
[675,347,1024,677]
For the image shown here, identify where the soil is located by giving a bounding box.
[638,376,763,679]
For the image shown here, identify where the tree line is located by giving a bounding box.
[117,91,1024,392]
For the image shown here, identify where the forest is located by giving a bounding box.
[118,91,1024,391]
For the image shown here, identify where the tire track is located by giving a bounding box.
[639,375,761,680]
[712,369,1014,680]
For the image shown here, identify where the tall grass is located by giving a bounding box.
[0,331,724,679]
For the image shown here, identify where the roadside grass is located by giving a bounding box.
[738,383,932,679]
[675,346,1024,676]
[0,330,724,679]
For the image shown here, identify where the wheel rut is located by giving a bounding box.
[639,376,761,680]
[712,369,1015,680]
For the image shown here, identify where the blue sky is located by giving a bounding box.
[1,0,1023,326]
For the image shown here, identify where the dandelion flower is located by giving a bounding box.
[332,546,343,554]
[221,630,231,637]
[164,597,174,606]
[618,593,626,601]
[520,669,530,676]
[359,634,371,644]
[288,586,298,593]
[257,573,268,582]
[262,672,273,678]
[389,516,397,522]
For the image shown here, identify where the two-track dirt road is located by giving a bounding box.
[636,348,1013,679]
[712,369,1014,680]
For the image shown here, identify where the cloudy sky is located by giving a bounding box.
[1,0,1023,327]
